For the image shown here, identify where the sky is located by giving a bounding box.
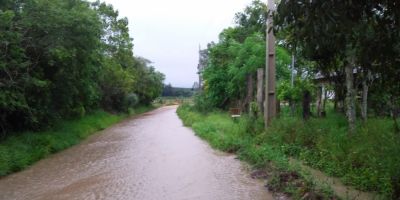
[95,0,253,88]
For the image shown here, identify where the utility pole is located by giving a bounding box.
[264,0,276,128]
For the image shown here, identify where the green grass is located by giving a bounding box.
[264,113,400,198]
[0,106,156,177]
[177,103,400,199]
[177,104,337,199]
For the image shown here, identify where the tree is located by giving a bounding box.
[162,83,173,96]
[274,0,400,132]
[134,57,165,104]
[0,0,165,135]
[1,0,103,131]
[199,1,292,113]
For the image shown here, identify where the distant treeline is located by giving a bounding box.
[0,0,164,135]
[162,84,194,97]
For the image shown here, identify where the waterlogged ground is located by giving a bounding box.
[0,106,273,200]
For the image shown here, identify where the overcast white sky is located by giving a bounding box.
[95,0,253,88]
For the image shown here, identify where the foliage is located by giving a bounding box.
[193,0,400,198]
[124,93,139,109]
[0,0,164,135]
[199,1,292,110]
[177,104,337,199]
[192,92,214,113]
[274,0,400,129]
[178,104,399,198]
[133,58,165,105]
[267,106,400,198]
[277,78,314,103]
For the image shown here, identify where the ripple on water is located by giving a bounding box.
[0,106,273,200]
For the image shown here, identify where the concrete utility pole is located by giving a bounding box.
[264,0,277,128]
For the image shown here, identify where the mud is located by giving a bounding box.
[0,106,273,200]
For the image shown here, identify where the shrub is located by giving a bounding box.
[178,104,400,198]
[125,93,139,108]
[193,92,214,113]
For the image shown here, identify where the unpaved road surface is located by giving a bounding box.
[0,106,273,200]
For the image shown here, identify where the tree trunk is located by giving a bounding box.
[334,82,346,113]
[316,86,322,117]
[303,90,311,120]
[345,63,356,133]
[389,96,400,133]
[289,100,295,116]
[361,75,368,121]
[322,87,327,117]
[257,68,264,116]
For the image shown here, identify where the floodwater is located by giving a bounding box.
[0,106,273,200]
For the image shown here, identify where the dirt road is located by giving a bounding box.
[0,106,273,200]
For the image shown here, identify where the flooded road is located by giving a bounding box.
[0,106,273,200]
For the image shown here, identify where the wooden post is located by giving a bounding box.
[243,74,254,112]
[264,0,277,128]
[257,68,264,115]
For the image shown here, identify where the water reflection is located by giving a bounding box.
[0,106,272,200]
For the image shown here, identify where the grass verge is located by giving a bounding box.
[177,104,337,199]
[178,103,400,199]
[0,106,156,177]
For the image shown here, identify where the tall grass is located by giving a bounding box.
[0,106,155,177]
[264,113,400,198]
[177,104,400,199]
[177,104,336,199]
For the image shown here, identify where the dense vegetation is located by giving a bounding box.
[265,107,400,198]
[177,105,339,199]
[179,103,400,199]
[191,0,400,199]
[274,0,400,132]
[197,1,290,110]
[0,0,164,136]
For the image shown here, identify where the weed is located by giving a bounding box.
[177,104,338,199]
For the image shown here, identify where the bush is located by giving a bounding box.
[124,93,139,109]
[193,92,214,113]
[263,113,400,198]
[178,104,400,199]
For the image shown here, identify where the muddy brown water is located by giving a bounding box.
[0,106,273,200]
